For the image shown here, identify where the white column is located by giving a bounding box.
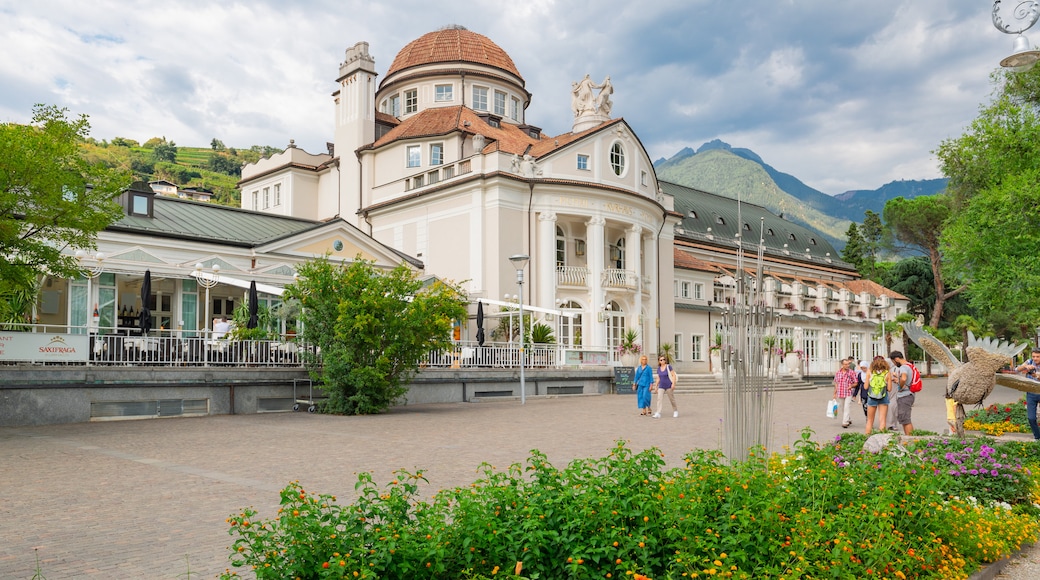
[647,232,660,355]
[627,224,643,344]
[537,212,557,311]
[586,216,605,346]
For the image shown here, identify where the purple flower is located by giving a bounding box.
[991,470,999,476]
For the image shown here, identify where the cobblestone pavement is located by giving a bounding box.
[0,378,1035,579]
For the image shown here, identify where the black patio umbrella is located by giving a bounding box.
[139,270,152,335]
[247,280,259,329]
[475,301,485,346]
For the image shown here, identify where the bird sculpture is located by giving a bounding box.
[902,322,1037,436]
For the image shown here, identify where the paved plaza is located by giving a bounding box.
[1,378,1037,578]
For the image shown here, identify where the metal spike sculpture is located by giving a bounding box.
[720,214,779,462]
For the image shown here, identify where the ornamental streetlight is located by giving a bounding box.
[993,1,1040,70]
[192,263,220,337]
[509,254,530,404]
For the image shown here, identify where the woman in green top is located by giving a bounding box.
[864,357,892,435]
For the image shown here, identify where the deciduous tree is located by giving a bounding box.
[284,256,467,415]
[0,104,129,321]
[883,195,964,328]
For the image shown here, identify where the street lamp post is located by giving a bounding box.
[509,254,530,404]
[75,250,105,333]
[992,1,1040,70]
[193,263,220,337]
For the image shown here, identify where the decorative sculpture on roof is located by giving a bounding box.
[903,322,1036,436]
[571,74,614,118]
[511,153,542,178]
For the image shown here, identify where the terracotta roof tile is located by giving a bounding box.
[367,106,549,155]
[674,249,721,272]
[387,27,521,79]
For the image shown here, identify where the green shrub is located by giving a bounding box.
[221,433,1040,579]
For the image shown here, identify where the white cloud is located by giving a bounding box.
[0,0,1003,192]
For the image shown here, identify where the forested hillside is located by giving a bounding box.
[79,136,282,207]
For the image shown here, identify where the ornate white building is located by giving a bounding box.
[238,25,909,372]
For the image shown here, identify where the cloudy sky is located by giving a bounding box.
[0,0,1020,193]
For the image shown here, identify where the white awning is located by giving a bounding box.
[475,298,574,318]
[194,272,284,296]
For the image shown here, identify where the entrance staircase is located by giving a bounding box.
[672,374,819,394]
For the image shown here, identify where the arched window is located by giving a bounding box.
[559,300,583,346]
[610,142,625,176]
[556,226,566,268]
[606,301,626,349]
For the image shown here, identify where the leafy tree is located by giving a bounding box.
[860,210,883,280]
[840,222,865,269]
[0,104,129,318]
[883,195,965,327]
[208,153,242,176]
[880,257,933,319]
[284,256,467,415]
[937,65,1040,320]
[152,140,178,163]
[142,136,165,148]
[210,138,225,151]
[111,136,138,147]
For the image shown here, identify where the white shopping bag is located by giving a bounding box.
[826,398,838,419]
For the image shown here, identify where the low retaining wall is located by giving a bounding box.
[0,366,614,427]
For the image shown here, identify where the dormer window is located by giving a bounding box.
[123,181,155,218]
[743,223,751,231]
[688,210,698,219]
[767,228,774,236]
[518,124,542,139]
[477,113,502,128]
[789,233,797,241]
[715,216,725,225]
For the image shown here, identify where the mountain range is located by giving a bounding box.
[652,139,947,249]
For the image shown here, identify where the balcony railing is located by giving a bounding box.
[603,269,638,289]
[557,266,589,287]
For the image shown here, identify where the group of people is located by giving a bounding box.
[832,351,916,435]
[631,355,679,419]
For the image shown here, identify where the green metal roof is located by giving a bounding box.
[108,195,322,247]
[661,181,855,273]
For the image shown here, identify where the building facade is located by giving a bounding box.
[239,25,907,370]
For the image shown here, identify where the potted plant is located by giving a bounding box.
[784,302,796,311]
[617,329,641,365]
[810,305,822,314]
[709,331,723,374]
[659,342,674,364]
[834,308,845,317]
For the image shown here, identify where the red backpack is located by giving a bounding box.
[907,363,923,393]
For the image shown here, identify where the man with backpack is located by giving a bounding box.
[890,351,918,435]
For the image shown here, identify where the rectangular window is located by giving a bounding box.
[251,191,258,210]
[132,194,149,215]
[577,154,589,170]
[674,334,682,361]
[412,174,423,188]
[680,281,691,299]
[406,145,420,168]
[641,171,648,186]
[693,282,704,300]
[273,184,281,206]
[435,84,453,102]
[428,170,439,184]
[263,187,270,209]
[430,143,443,165]
[850,332,863,362]
[691,335,704,361]
[405,89,418,114]
[494,90,506,115]
[443,165,455,179]
[510,97,520,121]
[472,86,488,111]
[390,94,401,117]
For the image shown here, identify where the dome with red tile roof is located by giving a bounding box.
[386,25,522,80]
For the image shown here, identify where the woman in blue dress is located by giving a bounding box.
[632,355,654,416]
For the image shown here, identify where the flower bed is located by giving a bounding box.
[965,397,1030,436]
[221,431,1040,579]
